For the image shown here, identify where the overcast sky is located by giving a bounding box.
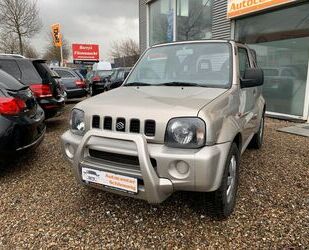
[31,0,139,62]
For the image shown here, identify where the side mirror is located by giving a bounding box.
[240,68,264,88]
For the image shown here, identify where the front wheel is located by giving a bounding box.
[202,143,240,220]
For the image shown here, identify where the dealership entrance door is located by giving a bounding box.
[235,3,309,120]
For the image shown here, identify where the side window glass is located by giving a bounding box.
[118,71,125,81]
[18,60,42,84]
[0,60,22,80]
[55,70,75,78]
[238,48,250,78]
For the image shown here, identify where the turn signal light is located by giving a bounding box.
[30,84,53,98]
[0,97,26,115]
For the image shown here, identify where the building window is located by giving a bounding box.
[148,0,213,46]
[149,0,174,46]
[235,3,309,117]
[176,0,212,41]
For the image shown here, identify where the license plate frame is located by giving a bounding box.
[81,167,138,194]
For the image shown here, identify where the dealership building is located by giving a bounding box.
[138,0,309,121]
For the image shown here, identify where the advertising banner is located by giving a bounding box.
[227,0,296,18]
[51,23,62,47]
[72,44,99,63]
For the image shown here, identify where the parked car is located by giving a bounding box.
[52,67,87,99]
[89,70,113,96]
[73,68,88,78]
[106,67,132,91]
[0,56,66,119]
[0,69,45,162]
[62,40,265,219]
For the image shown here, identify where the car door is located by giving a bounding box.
[238,46,259,146]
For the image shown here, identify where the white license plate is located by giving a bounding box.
[81,167,138,193]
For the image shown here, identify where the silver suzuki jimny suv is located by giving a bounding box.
[62,40,265,219]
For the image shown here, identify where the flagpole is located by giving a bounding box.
[60,45,63,66]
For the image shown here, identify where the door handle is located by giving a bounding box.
[253,89,257,96]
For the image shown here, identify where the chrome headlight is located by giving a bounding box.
[70,109,85,135]
[165,118,206,149]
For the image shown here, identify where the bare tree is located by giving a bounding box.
[43,32,70,64]
[0,32,19,53]
[110,38,140,67]
[0,0,42,55]
[24,43,39,58]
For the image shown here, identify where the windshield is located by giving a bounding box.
[96,70,112,77]
[125,43,232,88]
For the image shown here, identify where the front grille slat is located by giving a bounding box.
[130,119,140,133]
[144,120,156,137]
[92,115,100,128]
[104,117,112,130]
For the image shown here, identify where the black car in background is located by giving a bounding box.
[73,68,88,78]
[0,56,65,119]
[89,69,113,96]
[106,67,132,91]
[0,69,45,162]
[52,67,87,99]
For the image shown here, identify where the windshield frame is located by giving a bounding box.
[124,41,233,89]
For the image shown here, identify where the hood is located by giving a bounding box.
[78,86,227,143]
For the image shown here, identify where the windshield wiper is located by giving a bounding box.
[125,82,154,87]
[157,82,201,87]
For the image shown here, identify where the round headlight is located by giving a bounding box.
[165,118,206,149]
[171,120,194,144]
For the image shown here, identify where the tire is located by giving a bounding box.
[88,85,93,97]
[249,113,265,149]
[202,143,240,220]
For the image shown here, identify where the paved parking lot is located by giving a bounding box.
[0,101,308,249]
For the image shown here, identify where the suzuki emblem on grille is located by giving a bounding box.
[116,122,125,130]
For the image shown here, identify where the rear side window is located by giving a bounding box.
[238,48,251,78]
[33,62,53,84]
[54,69,75,78]
[0,69,25,90]
[0,59,22,80]
[17,60,42,85]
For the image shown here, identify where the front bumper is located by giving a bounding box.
[61,130,231,203]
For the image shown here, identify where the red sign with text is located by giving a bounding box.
[72,44,99,61]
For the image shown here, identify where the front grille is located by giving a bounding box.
[104,117,112,130]
[130,119,140,133]
[145,120,156,137]
[92,115,100,128]
[94,116,156,137]
[89,149,157,167]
